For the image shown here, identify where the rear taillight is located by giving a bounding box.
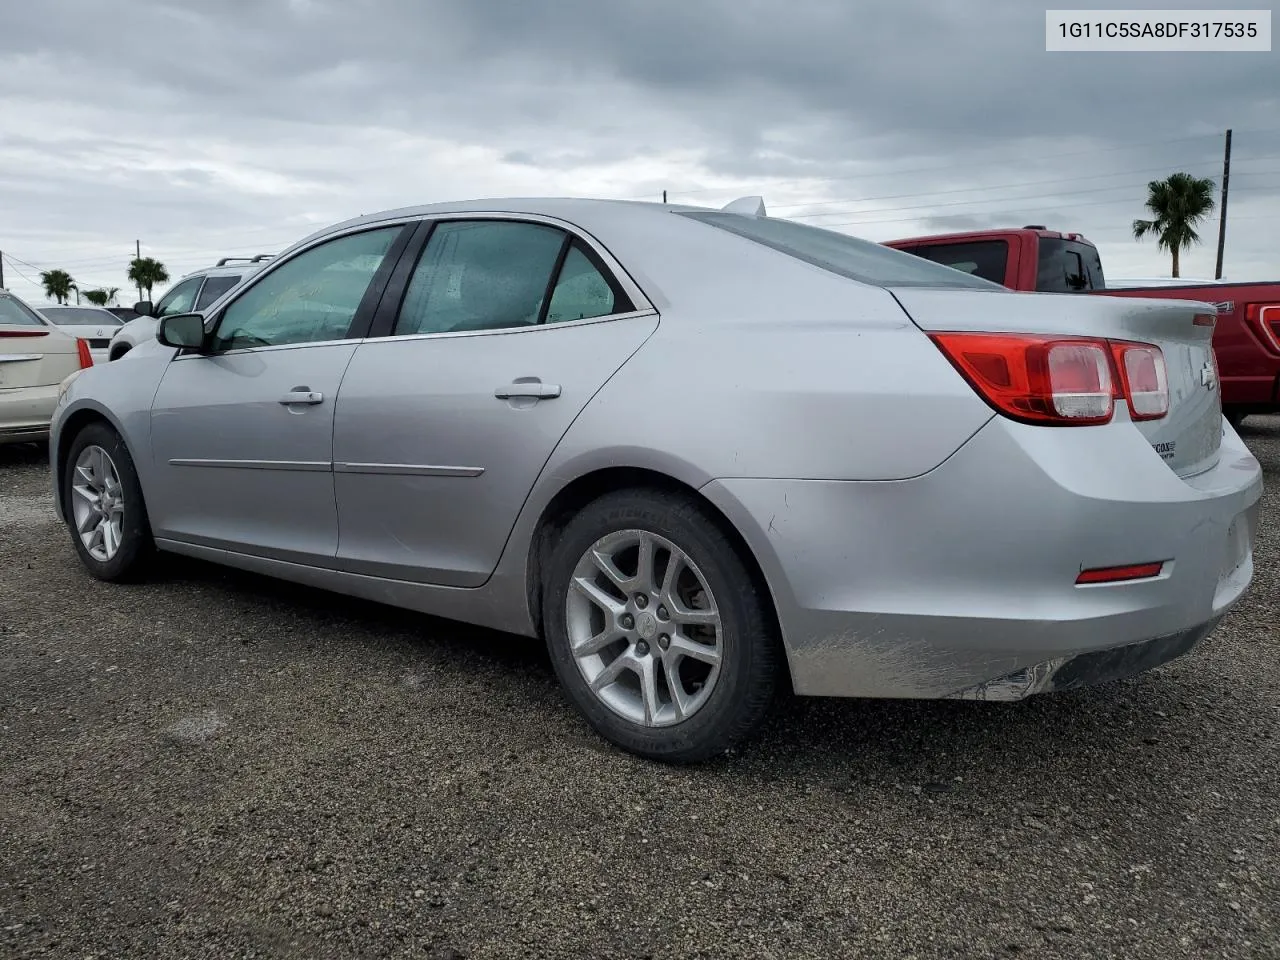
[1111,342,1169,420]
[930,332,1168,427]
[0,329,50,337]
[76,338,94,369]
[1247,304,1280,354]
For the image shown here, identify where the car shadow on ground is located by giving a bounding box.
[144,548,1232,790]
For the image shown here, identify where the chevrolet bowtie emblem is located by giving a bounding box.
[1201,361,1217,389]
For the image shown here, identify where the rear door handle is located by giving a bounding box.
[279,390,324,405]
[494,382,561,400]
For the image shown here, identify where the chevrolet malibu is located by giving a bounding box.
[50,197,1263,763]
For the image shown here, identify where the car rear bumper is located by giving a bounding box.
[701,415,1263,699]
[0,384,57,444]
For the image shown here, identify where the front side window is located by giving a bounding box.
[211,227,401,351]
[195,274,242,310]
[155,277,204,317]
[907,241,1010,286]
[395,221,567,336]
[0,295,47,326]
[679,212,1004,290]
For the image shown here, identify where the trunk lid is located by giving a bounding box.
[891,287,1222,478]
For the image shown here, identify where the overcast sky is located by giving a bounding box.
[1,0,1276,304]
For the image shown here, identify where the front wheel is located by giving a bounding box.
[63,422,154,582]
[543,489,782,763]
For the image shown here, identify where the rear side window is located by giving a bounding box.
[678,212,1003,290]
[196,274,241,309]
[902,241,1009,286]
[1037,238,1106,292]
[0,295,46,326]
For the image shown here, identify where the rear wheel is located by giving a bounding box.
[543,489,781,763]
[64,422,154,582]
[1225,409,1248,429]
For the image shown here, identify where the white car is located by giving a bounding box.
[108,255,272,360]
[0,290,93,445]
[35,304,124,364]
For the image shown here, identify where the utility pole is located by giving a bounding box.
[1215,128,1232,280]
[134,240,142,302]
[662,190,667,204]
[0,251,5,290]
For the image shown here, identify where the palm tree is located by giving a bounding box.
[40,269,76,304]
[83,287,120,306]
[1132,172,1217,278]
[128,257,169,301]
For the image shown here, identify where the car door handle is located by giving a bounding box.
[279,390,324,405]
[494,382,561,400]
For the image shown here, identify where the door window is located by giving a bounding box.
[395,220,567,336]
[194,274,242,310]
[544,242,625,324]
[154,277,205,317]
[211,227,401,351]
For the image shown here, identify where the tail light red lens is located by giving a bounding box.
[76,338,94,369]
[0,329,50,337]
[930,332,1168,427]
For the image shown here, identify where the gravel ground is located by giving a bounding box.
[2,420,1278,960]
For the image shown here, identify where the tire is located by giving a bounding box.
[109,344,131,361]
[1225,409,1247,429]
[542,488,781,763]
[63,421,155,582]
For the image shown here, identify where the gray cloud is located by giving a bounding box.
[0,0,1276,301]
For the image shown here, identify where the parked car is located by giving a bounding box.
[35,304,124,364]
[107,255,273,360]
[51,198,1261,762]
[1,290,94,445]
[883,227,1280,426]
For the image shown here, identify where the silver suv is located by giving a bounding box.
[107,255,274,360]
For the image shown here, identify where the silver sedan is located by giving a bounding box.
[49,198,1263,762]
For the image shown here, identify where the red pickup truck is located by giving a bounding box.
[884,227,1280,426]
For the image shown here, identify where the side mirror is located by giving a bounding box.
[157,313,207,350]
[133,301,154,317]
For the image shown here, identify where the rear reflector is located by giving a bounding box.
[1192,313,1217,327]
[0,329,50,337]
[76,338,94,369]
[1076,562,1165,584]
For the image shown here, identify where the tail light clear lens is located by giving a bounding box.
[1112,342,1169,420]
[931,332,1169,427]
[1045,343,1113,420]
[76,338,94,368]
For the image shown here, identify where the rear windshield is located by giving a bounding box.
[678,212,1005,290]
[895,240,1009,284]
[0,295,47,326]
[40,307,123,325]
[1037,238,1106,292]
